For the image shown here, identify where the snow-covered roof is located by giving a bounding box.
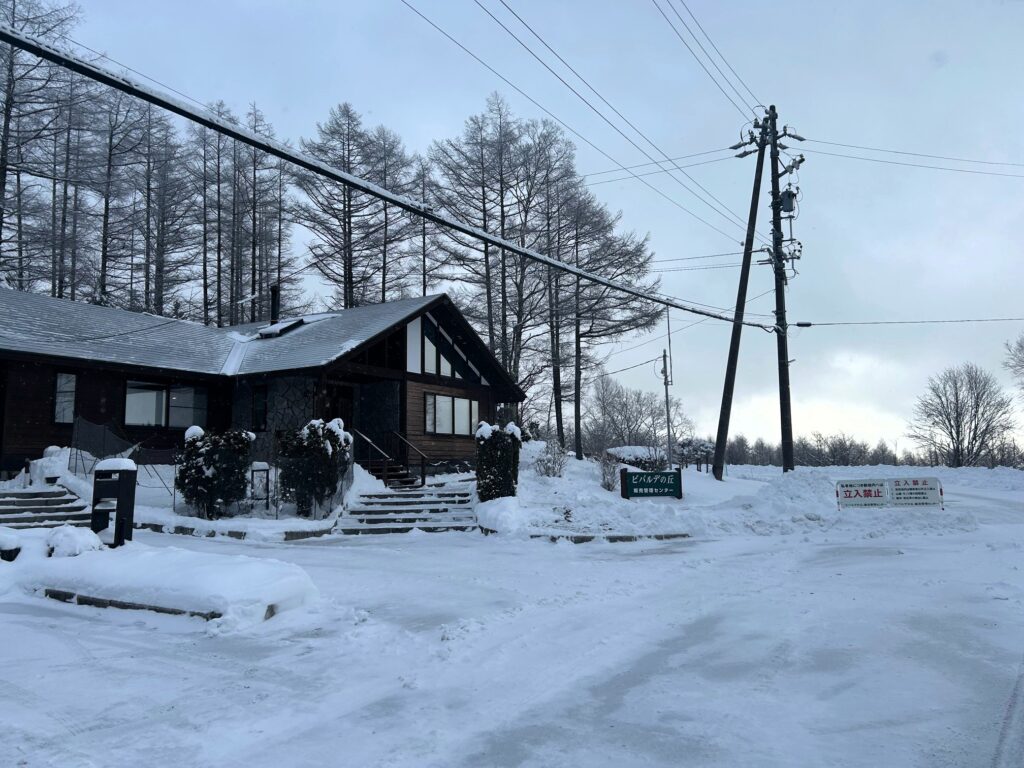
[0,287,441,378]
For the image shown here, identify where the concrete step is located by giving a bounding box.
[4,518,91,529]
[0,487,70,500]
[351,498,472,508]
[351,514,477,525]
[0,494,81,508]
[336,522,478,535]
[358,491,471,500]
[0,508,91,525]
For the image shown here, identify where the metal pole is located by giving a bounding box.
[712,120,768,481]
[768,105,796,472]
[663,349,673,470]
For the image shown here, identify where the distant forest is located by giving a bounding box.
[0,0,666,451]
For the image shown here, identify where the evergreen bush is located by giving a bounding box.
[475,421,522,502]
[278,418,352,517]
[175,427,254,518]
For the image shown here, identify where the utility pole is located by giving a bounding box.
[663,349,673,470]
[712,119,767,481]
[768,105,795,472]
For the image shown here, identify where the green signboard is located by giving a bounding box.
[620,468,682,499]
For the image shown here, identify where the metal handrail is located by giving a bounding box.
[350,427,392,484]
[391,431,428,487]
[350,427,392,461]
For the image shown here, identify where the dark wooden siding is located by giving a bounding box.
[405,378,494,461]
[0,358,230,470]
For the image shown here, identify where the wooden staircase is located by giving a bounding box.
[362,459,423,490]
[0,485,90,529]
[339,476,477,535]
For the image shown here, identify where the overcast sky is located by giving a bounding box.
[72,0,1024,447]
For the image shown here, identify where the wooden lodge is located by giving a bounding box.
[0,288,524,477]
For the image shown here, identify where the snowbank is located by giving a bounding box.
[11,539,318,632]
[482,443,1013,540]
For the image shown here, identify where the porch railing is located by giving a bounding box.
[350,427,391,481]
[391,431,428,487]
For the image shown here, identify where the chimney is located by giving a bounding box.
[269,283,280,324]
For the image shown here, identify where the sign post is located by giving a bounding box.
[620,468,683,500]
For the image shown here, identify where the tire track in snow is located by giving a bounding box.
[992,654,1024,768]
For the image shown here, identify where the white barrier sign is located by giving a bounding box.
[890,477,943,508]
[836,480,888,507]
[836,477,944,510]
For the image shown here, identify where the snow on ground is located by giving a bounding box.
[1,459,1022,767]
[4,528,318,632]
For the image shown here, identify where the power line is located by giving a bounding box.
[596,356,662,378]
[804,138,1024,168]
[605,288,777,358]
[674,0,761,106]
[796,317,1024,328]
[651,262,744,273]
[584,155,733,186]
[799,147,1024,179]
[652,250,746,263]
[474,0,753,237]
[649,0,750,118]
[664,0,753,112]
[399,1,742,243]
[584,146,733,177]
[0,22,775,331]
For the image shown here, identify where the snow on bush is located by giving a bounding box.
[605,446,667,472]
[533,440,567,478]
[278,418,353,517]
[47,525,103,557]
[175,428,254,519]
[476,421,521,502]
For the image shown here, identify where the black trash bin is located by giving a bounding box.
[90,458,138,548]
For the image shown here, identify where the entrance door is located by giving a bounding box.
[324,383,355,428]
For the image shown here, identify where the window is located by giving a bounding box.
[252,384,268,432]
[425,394,478,436]
[125,381,167,426]
[125,381,207,428]
[424,335,437,374]
[54,373,76,423]
[169,386,207,428]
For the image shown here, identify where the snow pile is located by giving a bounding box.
[482,441,705,538]
[184,425,204,442]
[480,443,1005,540]
[698,464,1004,538]
[14,542,319,632]
[0,526,20,552]
[47,525,103,557]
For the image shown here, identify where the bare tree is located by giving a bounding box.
[907,363,1016,467]
[1006,332,1024,395]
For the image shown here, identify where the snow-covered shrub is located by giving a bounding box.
[605,446,667,472]
[175,427,254,518]
[599,453,620,492]
[476,421,522,502]
[533,440,567,478]
[278,418,353,517]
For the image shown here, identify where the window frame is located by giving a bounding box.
[123,380,208,429]
[53,371,77,425]
[251,383,269,433]
[424,393,478,437]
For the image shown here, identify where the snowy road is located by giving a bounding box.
[2,479,1022,767]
